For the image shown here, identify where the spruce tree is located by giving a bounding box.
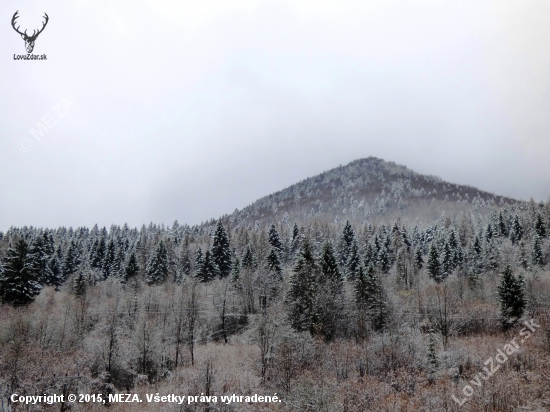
[196,250,218,282]
[145,240,169,284]
[509,215,523,244]
[497,265,526,329]
[357,263,387,331]
[268,224,283,253]
[440,240,453,279]
[102,239,116,279]
[266,249,282,280]
[92,237,106,268]
[29,235,54,286]
[531,234,544,266]
[230,255,242,287]
[211,221,232,277]
[0,239,42,305]
[414,248,424,270]
[320,241,341,283]
[73,271,87,297]
[61,240,80,280]
[241,245,256,269]
[427,243,442,282]
[378,245,391,274]
[347,239,360,280]
[124,251,140,282]
[286,238,318,333]
[534,214,546,238]
[339,220,356,271]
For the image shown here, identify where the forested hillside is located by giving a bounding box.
[0,159,549,411]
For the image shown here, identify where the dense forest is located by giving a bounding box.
[1,160,549,411]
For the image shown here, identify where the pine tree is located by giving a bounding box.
[286,238,318,334]
[497,265,526,329]
[145,240,169,284]
[211,221,232,277]
[531,234,544,266]
[0,239,42,305]
[194,247,204,275]
[427,243,442,282]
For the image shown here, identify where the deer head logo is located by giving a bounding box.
[11,11,49,54]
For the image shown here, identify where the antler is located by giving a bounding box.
[11,11,27,37]
[32,13,49,38]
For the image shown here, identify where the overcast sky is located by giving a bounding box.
[1,0,550,230]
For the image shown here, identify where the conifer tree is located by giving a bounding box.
[195,247,204,275]
[268,224,283,253]
[145,240,169,284]
[440,240,453,279]
[0,239,42,305]
[211,221,232,277]
[427,331,440,371]
[362,264,387,331]
[498,211,508,237]
[102,239,116,279]
[427,243,442,282]
[29,235,54,286]
[378,245,391,274]
[320,241,341,282]
[196,250,218,282]
[414,248,424,270]
[497,265,526,329]
[73,271,87,297]
[61,240,80,280]
[241,245,256,269]
[347,239,360,280]
[339,220,356,270]
[509,215,523,244]
[230,255,242,287]
[92,237,106,268]
[531,234,544,266]
[47,253,64,289]
[534,214,546,238]
[266,249,282,280]
[124,251,140,282]
[286,238,318,333]
[518,241,528,269]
